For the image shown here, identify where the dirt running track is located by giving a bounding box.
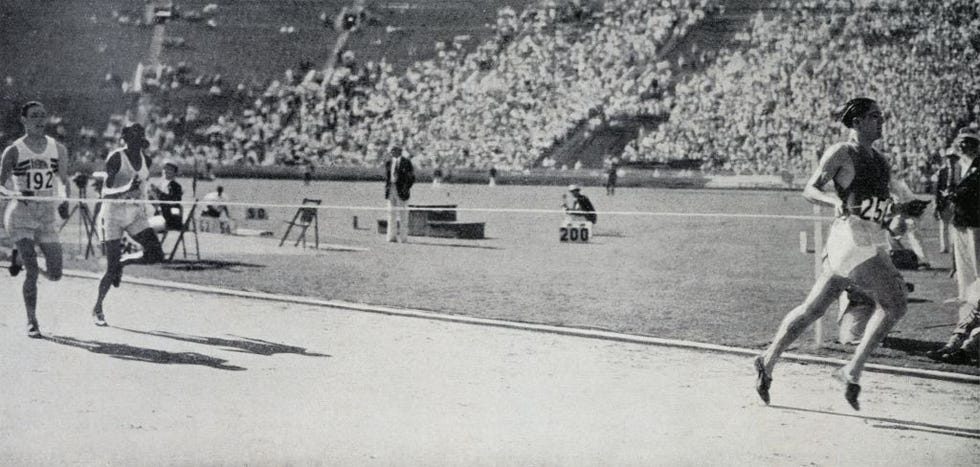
[1,276,977,466]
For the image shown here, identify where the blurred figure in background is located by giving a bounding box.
[384,146,414,243]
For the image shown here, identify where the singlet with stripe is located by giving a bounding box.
[103,147,150,199]
[836,143,891,212]
[817,142,891,222]
[10,136,59,196]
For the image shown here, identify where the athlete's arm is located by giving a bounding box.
[0,145,18,195]
[802,143,850,211]
[101,152,123,198]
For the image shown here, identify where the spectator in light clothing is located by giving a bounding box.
[933,149,960,254]
[947,130,980,320]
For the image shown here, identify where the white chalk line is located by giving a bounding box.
[3,194,831,222]
[43,266,980,386]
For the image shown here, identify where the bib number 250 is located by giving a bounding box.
[857,196,890,223]
[559,226,590,243]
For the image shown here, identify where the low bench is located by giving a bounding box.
[377,204,485,239]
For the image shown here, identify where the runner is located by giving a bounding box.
[0,101,71,337]
[91,123,165,326]
[754,97,908,410]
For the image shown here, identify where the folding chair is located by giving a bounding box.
[159,200,201,261]
[279,198,321,248]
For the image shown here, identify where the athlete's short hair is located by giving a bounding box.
[21,101,44,117]
[835,97,877,128]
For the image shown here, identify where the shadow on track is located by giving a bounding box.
[770,405,980,440]
[44,335,246,371]
[403,241,502,250]
[116,328,331,357]
[161,259,266,272]
[881,336,949,354]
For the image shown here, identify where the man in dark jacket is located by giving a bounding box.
[564,185,597,224]
[384,146,414,243]
[948,130,979,314]
[150,159,183,230]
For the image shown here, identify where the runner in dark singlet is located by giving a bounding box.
[754,98,908,410]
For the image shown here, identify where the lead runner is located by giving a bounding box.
[754,97,908,410]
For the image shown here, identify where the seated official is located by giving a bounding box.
[201,185,234,234]
[562,184,597,224]
[201,185,229,218]
[148,159,183,231]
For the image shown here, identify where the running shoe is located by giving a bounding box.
[833,369,861,411]
[27,321,41,338]
[753,355,771,405]
[92,310,108,327]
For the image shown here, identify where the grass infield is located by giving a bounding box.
[47,179,976,376]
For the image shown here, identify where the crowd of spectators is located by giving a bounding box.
[631,0,980,188]
[75,0,716,172]
[67,0,979,189]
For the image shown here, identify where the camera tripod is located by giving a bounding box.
[58,184,99,259]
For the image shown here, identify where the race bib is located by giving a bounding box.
[856,196,891,223]
[23,169,55,192]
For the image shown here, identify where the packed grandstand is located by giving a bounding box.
[2,0,978,190]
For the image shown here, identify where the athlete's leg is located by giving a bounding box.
[122,228,164,266]
[15,238,41,329]
[834,254,907,409]
[93,239,123,325]
[760,272,849,375]
[37,242,63,281]
[8,248,21,276]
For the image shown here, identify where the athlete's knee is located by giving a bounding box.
[143,247,165,264]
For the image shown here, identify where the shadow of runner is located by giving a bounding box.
[770,405,980,440]
[45,335,245,371]
[398,240,502,250]
[161,259,266,272]
[115,328,331,357]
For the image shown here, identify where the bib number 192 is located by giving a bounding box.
[27,170,54,191]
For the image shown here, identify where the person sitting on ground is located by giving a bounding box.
[563,184,597,224]
[201,185,233,233]
[149,159,183,230]
[926,280,980,365]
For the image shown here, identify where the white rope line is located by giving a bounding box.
[2,194,835,222]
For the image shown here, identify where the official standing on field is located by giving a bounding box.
[947,129,980,321]
[933,149,960,254]
[384,146,414,243]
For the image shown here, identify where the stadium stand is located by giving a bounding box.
[632,0,980,189]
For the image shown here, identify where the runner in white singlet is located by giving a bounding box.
[0,101,72,338]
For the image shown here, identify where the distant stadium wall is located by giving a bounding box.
[69,161,797,190]
[144,164,798,191]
